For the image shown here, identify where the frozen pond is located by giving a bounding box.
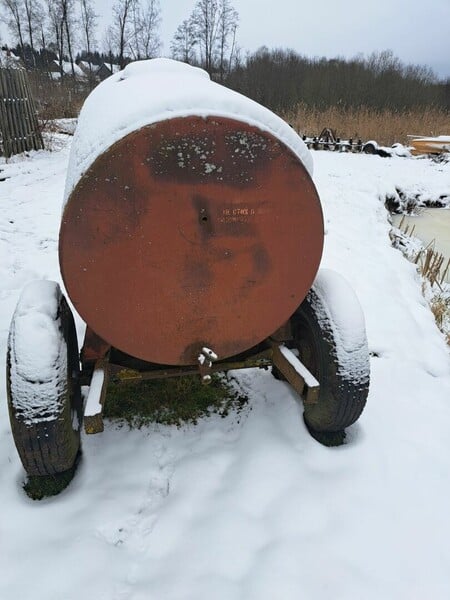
[392,208,450,282]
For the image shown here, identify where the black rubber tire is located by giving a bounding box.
[6,281,83,477]
[291,277,369,437]
[363,142,377,155]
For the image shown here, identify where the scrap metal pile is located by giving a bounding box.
[301,128,386,154]
[301,128,449,157]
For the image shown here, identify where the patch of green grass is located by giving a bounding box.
[103,374,248,428]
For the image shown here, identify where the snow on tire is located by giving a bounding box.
[6,280,83,477]
[292,269,370,435]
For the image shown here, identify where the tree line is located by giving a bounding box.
[1,0,448,113]
[226,48,449,112]
[0,0,238,76]
[0,0,162,74]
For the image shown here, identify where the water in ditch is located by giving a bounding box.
[392,208,450,283]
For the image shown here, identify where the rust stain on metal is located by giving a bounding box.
[182,258,214,290]
[251,244,271,276]
[60,116,324,366]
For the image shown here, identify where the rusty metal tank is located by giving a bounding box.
[59,59,323,366]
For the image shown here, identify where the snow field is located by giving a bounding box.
[0,140,450,599]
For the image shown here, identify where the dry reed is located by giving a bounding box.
[430,294,450,330]
[283,104,450,146]
[396,216,449,288]
[393,218,450,344]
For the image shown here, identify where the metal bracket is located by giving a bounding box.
[198,346,219,384]
[84,358,109,434]
[271,342,320,404]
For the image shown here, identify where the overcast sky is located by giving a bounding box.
[92,0,450,79]
[0,0,447,78]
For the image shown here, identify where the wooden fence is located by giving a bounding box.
[0,68,43,158]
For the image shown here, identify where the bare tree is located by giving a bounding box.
[138,0,161,58]
[79,0,97,81]
[187,0,239,77]
[106,0,138,69]
[217,0,238,81]
[191,0,219,75]
[46,0,77,78]
[46,0,64,74]
[102,27,115,69]
[79,0,97,57]
[170,17,197,64]
[62,0,76,75]
[129,0,161,60]
[1,0,26,54]
[23,0,43,57]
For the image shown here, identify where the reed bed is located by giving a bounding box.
[396,215,449,287]
[393,216,450,344]
[283,104,450,146]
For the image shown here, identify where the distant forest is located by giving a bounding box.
[7,43,449,117]
[226,48,450,113]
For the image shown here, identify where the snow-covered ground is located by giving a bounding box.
[1,140,450,600]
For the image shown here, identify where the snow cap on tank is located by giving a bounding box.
[63,58,313,207]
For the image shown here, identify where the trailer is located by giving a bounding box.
[6,59,370,493]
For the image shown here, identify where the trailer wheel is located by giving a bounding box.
[291,269,369,444]
[6,281,83,485]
